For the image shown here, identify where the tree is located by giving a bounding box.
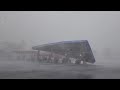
[0,40,27,51]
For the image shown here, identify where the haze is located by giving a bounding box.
[0,11,120,65]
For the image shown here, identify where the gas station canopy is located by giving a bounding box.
[32,40,95,63]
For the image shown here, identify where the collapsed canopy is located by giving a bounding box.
[32,40,95,63]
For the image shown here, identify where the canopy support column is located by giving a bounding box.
[83,60,87,65]
[81,52,87,65]
[50,48,53,63]
[37,50,40,61]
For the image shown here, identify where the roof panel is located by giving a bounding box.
[32,40,95,63]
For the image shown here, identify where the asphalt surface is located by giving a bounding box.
[0,59,120,79]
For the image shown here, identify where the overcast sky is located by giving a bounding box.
[0,11,120,55]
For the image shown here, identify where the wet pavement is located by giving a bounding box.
[0,59,120,79]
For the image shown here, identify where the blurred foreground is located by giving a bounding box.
[0,57,120,79]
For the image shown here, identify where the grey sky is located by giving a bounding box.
[0,11,120,55]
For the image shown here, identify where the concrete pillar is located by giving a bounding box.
[37,50,40,61]
[50,48,53,63]
[83,59,87,65]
